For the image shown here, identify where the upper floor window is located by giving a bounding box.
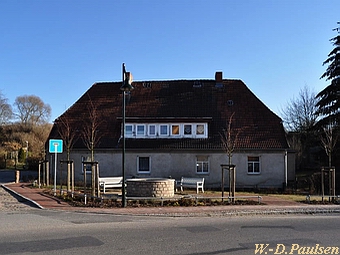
[136,125,145,136]
[248,156,260,174]
[171,124,180,136]
[196,124,205,135]
[148,125,156,136]
[124,123,208,139]
[184,124,192,135]
[160,124,169,136]
[125,124,133,137]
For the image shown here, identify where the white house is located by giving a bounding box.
[47,71,295,189]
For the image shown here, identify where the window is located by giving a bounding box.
[160,124,169,136]
[81,156,92,174]
[184,124,192,135]
[125,124,133,136]
[123,123,208,139]
[196,124,205,135]
[248,156,260,174]
[171,124,180,135]
[136,125,145,136]
[137,156,151,173]
[196,155,209,174]
[148,125,156,136]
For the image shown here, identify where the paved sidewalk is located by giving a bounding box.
[3,182,340,217]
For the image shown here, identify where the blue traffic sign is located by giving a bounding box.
[49,139,63,153]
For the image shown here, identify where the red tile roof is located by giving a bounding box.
[49,79,289,151]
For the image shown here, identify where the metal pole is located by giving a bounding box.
[54,144,57,196]
[122,63,126,207]
[321,167,324,201]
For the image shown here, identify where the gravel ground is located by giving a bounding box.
[0,186,33,212]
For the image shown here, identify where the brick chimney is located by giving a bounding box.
[215,71,223,82]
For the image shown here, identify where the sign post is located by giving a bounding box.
[49,139,63,196]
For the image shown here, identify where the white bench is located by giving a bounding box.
[98,177,123,194]
[178,177,204,193]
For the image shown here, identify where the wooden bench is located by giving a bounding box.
[98,177,123,193]
[178,177,205,193]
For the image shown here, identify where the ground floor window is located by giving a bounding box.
[248,156,260,174]
[196,155,209,174]
[137,156,151,173]
[81,156,92,174]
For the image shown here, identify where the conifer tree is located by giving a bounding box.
[316,23,340,126]
[316,23,340,167]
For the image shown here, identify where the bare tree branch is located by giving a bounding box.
[56,115,78,161]
[220,112,241,165]
[320,123,338,167]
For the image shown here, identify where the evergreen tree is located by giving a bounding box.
[315,23,340,127]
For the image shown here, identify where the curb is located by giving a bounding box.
[2,183,340,217]
[1,184,44,209]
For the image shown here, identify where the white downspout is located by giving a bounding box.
[284,150,288,188]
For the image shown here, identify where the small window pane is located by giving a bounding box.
[137,125,145,135]
[184,125,192,135]
[160,125,168,135]
[125,125,133,136]
[172,125,180,135]
[149,125,156,135]
[196,124,205,135]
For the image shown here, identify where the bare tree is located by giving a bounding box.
[0,92,13,124]
[280,85,318,132]
[320,123,338,167]
[220,112,240,165]
[220,112,241,202]
[14,95,51,126]
[81,95,104,161]
[56,115,78,192]
[281,86,320,171]
[56,115,78,161]
[81,94,105,196]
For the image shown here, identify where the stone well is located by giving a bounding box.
[126,178,175,198]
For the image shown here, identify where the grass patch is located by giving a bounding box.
[266,194,306,202]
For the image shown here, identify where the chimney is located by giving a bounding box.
[215,71,223,82]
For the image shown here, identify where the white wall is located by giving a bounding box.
[53,149,287,189]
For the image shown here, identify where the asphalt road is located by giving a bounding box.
[1,170,340,255]
[0,207,339,255]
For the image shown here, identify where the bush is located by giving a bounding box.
[26,156,40,170]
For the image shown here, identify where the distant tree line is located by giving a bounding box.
[0,94,52,169]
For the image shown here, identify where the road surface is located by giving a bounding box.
[0,201,339,255]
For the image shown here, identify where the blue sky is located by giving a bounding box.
[1,0,339,121]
